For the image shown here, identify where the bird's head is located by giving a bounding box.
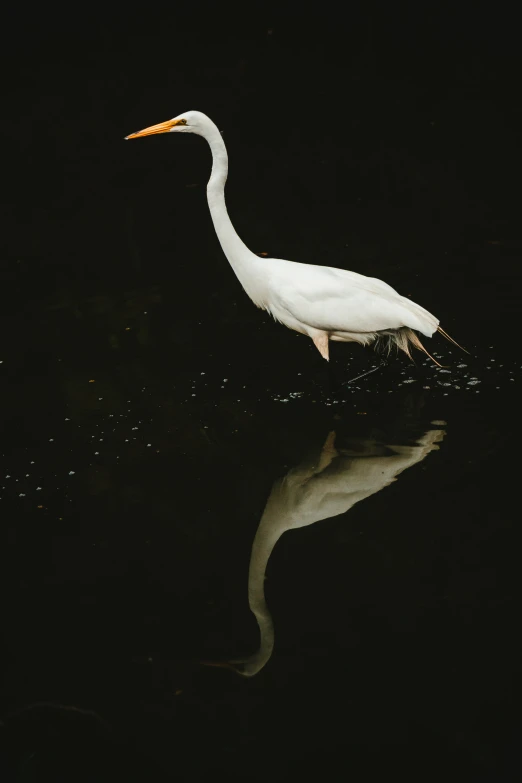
[125,110,209,140]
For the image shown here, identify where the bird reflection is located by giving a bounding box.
[205,420,445,677]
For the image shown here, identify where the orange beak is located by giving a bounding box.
[125,118,184,140]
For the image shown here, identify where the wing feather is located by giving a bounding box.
[266,260,438,336]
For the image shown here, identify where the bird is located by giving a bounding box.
[202,422,446,677]
[126,110,462,366]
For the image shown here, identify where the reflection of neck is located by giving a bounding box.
[244,505,285,674]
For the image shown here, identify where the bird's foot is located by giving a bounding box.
[342,359,387,386]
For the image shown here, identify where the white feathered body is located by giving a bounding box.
[252,256,439,344]
[126,109,444,362]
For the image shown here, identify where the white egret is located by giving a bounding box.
[204,424,446,677]
[126,111,461,365]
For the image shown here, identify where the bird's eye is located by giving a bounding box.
[179,119,187,125]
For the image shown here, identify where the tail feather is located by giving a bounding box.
[376,327,444,367]
[376,323,467,367]
[406,329,445,367]
[437,326,469,353]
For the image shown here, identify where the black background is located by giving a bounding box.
[1,6,520,782]
[2,8,521,352]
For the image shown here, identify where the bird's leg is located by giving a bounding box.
[308,332,338,393]
[310,332,342,393]
[311,332,330,361]
[316,431,339,472]
[326,360,341,392]
[342,359,387,386]
[310,354,339,394]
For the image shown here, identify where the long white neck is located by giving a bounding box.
[201,118,268,308]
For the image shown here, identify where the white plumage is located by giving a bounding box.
[126,110,458,364]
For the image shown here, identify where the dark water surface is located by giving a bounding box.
[1,11,521,782]
[1,254,519,781]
